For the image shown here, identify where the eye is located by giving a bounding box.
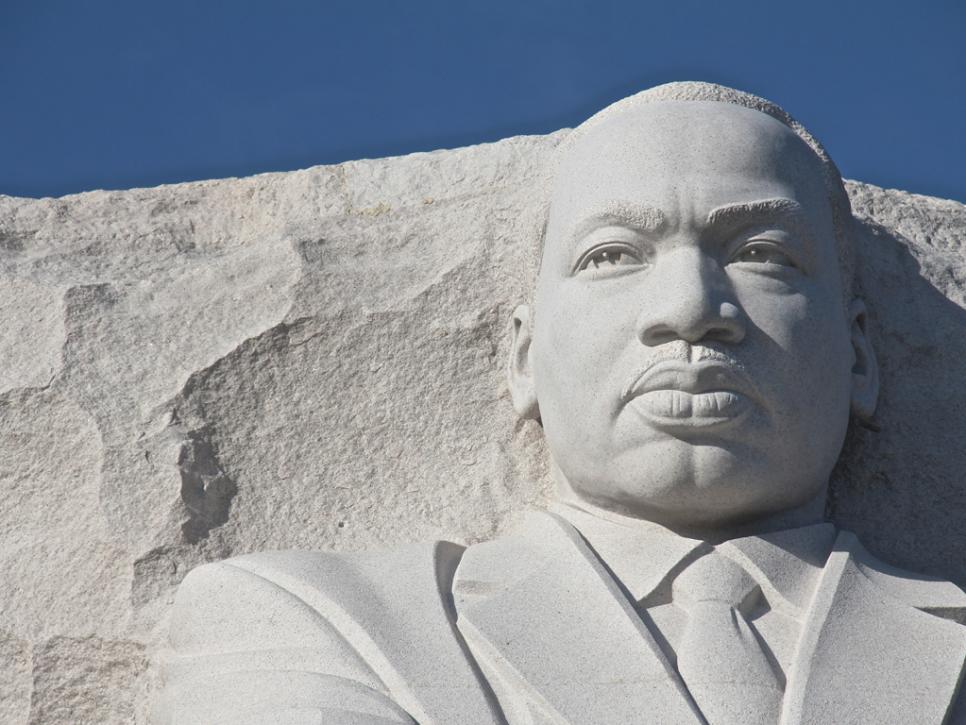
[730,242,795,267]
[575,245,644,273]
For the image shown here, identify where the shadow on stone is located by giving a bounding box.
[177,429,237,544]
[830,216,966,587]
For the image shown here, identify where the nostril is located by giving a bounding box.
[639,304,746,347]
[642,326,679,346]
[708,325,743,344]
[716,303,746,344]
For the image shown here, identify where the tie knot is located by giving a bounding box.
[672,550,758,608]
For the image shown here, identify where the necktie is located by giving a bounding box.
[673,551,783,725]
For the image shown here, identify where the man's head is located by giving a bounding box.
[508,82,879,529]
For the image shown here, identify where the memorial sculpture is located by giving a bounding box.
[155,82,966,724]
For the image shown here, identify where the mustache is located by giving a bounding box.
[619,341,752,402]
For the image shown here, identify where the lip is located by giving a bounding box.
[621,360,759,431]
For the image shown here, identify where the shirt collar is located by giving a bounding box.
[719,522,837,615]
[549,500,836,616]
[549,501,705,603]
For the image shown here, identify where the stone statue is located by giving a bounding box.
[155,82,966,724]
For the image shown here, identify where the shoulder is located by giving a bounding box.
[838,529,966,623]
[160,544,462,725]
[171,539,466,653]
[164,539,502,725]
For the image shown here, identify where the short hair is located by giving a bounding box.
[544,81,855,298]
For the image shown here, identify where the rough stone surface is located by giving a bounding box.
[0,129,963,722]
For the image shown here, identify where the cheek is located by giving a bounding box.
[739,274,846,348]
[740,284,853,409]
[534,284,637,382]
[531,283,640,441]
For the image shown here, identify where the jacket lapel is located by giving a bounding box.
[782,531,966,725]
[453,511,704,725]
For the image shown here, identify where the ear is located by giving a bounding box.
[507,304,540,420]
[848,299,879,422]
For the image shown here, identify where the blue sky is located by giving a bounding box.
[2,1,963,201]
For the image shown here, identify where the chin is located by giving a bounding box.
[576,439,828,529]
[616,482,821,531]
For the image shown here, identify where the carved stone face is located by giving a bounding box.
[510,100,878,528]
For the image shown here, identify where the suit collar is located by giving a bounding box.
[454,510,965,725]
[782,530,966,725]
[453,510,705,724]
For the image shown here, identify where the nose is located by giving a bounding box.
[637,247,746,346]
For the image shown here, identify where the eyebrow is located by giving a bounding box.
[567,200,667,244]
[705,198,811,234]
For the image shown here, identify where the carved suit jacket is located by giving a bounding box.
[156,511,966,724]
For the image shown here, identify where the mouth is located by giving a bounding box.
[621,361,758,431]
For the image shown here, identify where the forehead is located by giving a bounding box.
[549,101,832,236]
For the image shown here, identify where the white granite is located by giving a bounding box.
[158,83,966,724]
[0,82,965,723]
